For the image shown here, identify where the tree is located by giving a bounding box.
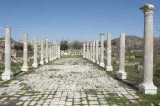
[60,40,69,50]
[72,40,82,49]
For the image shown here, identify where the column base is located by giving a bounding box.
[96,60,99,65]
[21,66,29,71]
[106,65,113,71]
[139,83,157,94]
[2,72,14,80]
[99,62,105,67]
[40,61,44,65]
[32,63,38,68]
[45,60,49,63]
[92,59,96,63]
[116,71,127,79]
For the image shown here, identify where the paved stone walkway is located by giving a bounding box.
[0,57,141,106]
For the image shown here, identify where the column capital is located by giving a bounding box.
[140,4,154,15]
[100,33,104,36]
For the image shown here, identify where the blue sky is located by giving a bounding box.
[0,0,159,42]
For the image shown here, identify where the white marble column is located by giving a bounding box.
[55,43,58,58]
[86,42,89,59]
[96,40,99,64]
[21,34,29,71]
[139,4,157,94]
[51,46,54,60]
[58,45,60,58]
[90,42,92,61]
[100,33,105,67]
[106,33,113,71]
[92,41,96,63]
[49,47,52,61]
[40,39,44,65]
[83,43,86,58]
[2,27,13,80]
[45,39,49,63]
[32,37,38,68]
[116,33,127,79]
[54,44,56,59]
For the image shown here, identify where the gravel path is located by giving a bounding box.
[0,57,141,105]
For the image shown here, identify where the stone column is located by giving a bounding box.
[106,33,113,71]
[100,33,105,67]
[92,41,96,63]
[90,42,93,61]
[54,44,56,59]
[96,40,99,64]
[32,37,38,68]
[45,39,49,63]
[116,33,127,79]
[49,47,52,61]
[2,27,13,80]
[21,33,29,71]
[58,45,60,58]
[52,46,54,60]
[40,39,44,65]
[83,43,85,58]
[86,42,89,59]
[139,4,157,94]
[55,43,58,58]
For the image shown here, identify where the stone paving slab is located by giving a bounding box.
[0,57,141,105]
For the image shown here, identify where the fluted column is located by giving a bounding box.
[2,27,13,80]
[100,33,105,67]
[106,33,113,71]
[83,43,85,58]
[139,4,157,94]
[45,39,49,63]
[21,34,29,71]
[92,41,96,63]
[96,40,99,64]
[32,37,38,68]
[116,33,127,79]
[40,39,44,65]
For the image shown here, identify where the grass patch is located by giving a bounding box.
[48,69,60,71]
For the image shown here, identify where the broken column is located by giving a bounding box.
[40,39,44,65]
[100,33,105,67]
[45,39,49,63]
[21,33,29,71]
[2,27,13,80]
[106,33,113,71]
[139,4,157,94]
[116,33,127,79]
[92,41,96,63]
[32,37,38,68]
[96,40,99,64]
[83,43,86,58]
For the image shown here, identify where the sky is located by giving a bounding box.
[0,0,159,42]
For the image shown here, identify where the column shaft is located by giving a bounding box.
[100,33,105,67]
[2,27,13,80]
[106,33,113,71]
[21,34,29,71]
[116,33,127,79]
